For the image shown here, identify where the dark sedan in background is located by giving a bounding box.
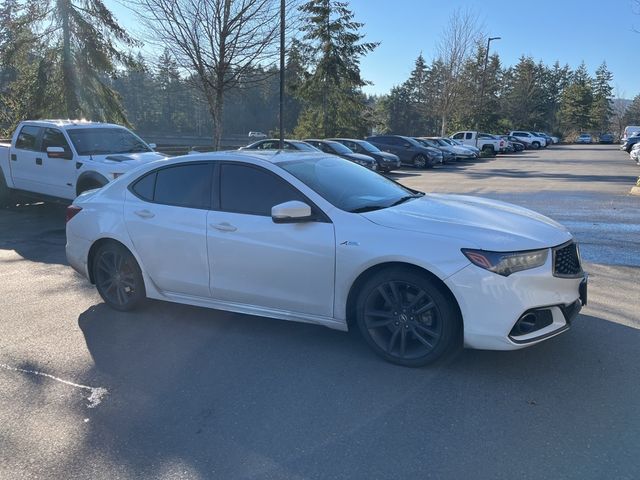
[414,137,456,164]
[366,135,443,169]
[304,139,377,170]
[329,138,401,172]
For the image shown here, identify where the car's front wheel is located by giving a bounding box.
[93,242,146,311]
[531,141,540,149]
[413,154,428,169]
[356,268,460,367]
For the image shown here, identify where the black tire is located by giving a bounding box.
[355,267,460,367]
[413,154,427,169]
[93,242,146,311]
[0,169,10,208]
[77,181,105,196]
[531,141,540,149]
[481,145,495,156]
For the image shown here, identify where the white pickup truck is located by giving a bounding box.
[450,131,505,154]
[0,120,166,206]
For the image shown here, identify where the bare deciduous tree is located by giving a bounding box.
[434,8,483,135]
[131,0,295,149]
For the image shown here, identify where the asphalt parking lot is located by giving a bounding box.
[1,145,638,479]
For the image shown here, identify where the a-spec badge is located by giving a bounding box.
[340,240,360,246]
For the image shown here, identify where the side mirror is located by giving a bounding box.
[47,146,72,160]
[272,200,313,224]
[148,143,157,149]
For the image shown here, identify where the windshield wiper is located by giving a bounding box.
[389,194,423,207]
[349,205,388,213]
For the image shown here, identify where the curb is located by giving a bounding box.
[631,186,640,196]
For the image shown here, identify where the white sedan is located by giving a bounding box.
[66,152,587,366]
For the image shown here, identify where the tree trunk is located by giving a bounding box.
[60,0,80,118]
[440,114,448,136]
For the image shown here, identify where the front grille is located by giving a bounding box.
[553,242,583,277]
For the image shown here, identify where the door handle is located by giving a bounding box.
[36,157,42,165]
[134,209,155,219]
[210,222,237,232]
[10,154,16,161]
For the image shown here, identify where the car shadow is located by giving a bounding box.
[66,303,640,478]
[0,201,68,265]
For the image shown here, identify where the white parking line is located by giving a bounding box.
[0,363,109,408]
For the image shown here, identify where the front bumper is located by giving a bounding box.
[444,255,586,350]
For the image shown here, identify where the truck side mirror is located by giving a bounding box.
[46,146,73,160]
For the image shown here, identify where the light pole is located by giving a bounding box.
[279,0,285,150]
[476,36,501,135]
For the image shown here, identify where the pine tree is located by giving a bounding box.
[590,62,614,133]
[37,0,137,122]
[294,0,378,138]
[559,62,594,134]
[623,94,640,125]
[500,56,546,130]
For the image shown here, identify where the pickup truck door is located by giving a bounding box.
[10,125,45,193]
[39,128,76,199]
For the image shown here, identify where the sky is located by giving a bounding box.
[106,0,640,99]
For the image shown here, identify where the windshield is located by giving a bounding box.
[326,141,353,154]
[358,141,381,153]
[67,127,151,155]
[434,138,449,146]
[279,156,420,212]
[415,138,438,148]
[291,142,319,152]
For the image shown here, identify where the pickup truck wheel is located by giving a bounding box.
[0,170,12,208]
[481,145,495,156]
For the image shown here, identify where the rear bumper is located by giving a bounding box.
[65,229,92,280]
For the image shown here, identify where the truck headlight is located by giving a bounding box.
[461,248,549,276]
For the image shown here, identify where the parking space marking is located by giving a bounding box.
[0,363,108,408]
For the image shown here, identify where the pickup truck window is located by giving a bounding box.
[452,133,463,139]
[41,128,72,154]
[465,133,472,140]
[15,126,42,151]
[67,127,151,155]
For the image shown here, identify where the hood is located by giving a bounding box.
[362,194,571,251]
[94,151,167,167]
[344,152,375,164]
[378,151,400,161]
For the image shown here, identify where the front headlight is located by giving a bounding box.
[461,248,549,276]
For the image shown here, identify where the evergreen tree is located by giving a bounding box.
[294,0,378,138]
[500,56,546,130]
[590,62,614,133]
[623,94,640,126]
[559,62,594,133]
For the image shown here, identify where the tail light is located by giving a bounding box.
[66,205,82,223]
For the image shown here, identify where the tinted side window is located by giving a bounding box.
[465,133,472,140]
[131,172,156,202]
[154,163,212,209]
[372,137,388,145]
[41,128,72,153]
[220,164,303,216]
[15,126,42,151]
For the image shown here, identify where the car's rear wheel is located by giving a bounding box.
[356,268,460,367]
[93,242,146,311]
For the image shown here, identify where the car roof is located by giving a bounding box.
[167,150,332,166]
[22,119,129,130]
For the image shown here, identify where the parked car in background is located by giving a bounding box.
[450,131,505,154]
[531,132,555,146]
[598,133,615,144]
[504,135,528,150]
[428,137,478,161]
[241,139,319,152]
[248,131,267,138]
[442,137,481,157]
[620,132,640,153]
[576,133,593,144]
[329,138,400,172]
[414,138,456,164]
[622,126,640,141]
[0,119,165,206]
[509,131,547,149]
[304,139,377,170]
[499,136,525,152]
[66,150,587,366]
[366,135,442,169]
[630,143,640,164]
